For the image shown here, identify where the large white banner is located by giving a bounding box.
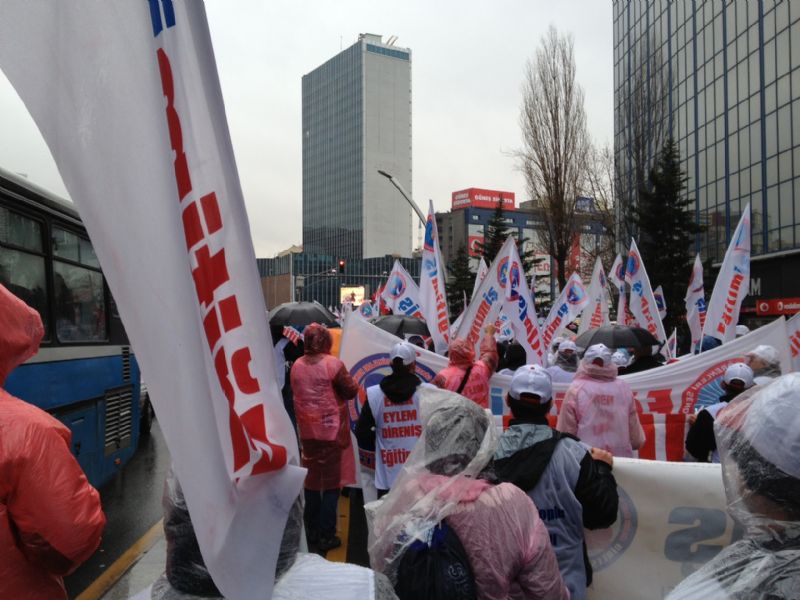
[578,257,610,335]
[685,254,707,352]
[626,240,667,343]
[419,200,451,354]
[587,459,733,599]
[0,4,305,598]
[500,238,544,364]
[341,315,792,463]
[541,272,590,350]
[380,260,424,318]
[703,204,751,344]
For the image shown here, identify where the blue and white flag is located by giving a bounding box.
[542,273,590,350]
[499,238,544,364]
[380,260,424,318]
[419,200,450,354]
[625,240,667,343]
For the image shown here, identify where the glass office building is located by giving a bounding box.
[614,1,800,314]
[302,34,413,260]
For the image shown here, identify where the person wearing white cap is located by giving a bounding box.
[546,339,579,384]
[744,344,782,386]
[686,362,754,463]
[556,344,646,457]
[494,366,619,600]
[735,324,750,338]
[668,373,800,599]
[354,342,427,497]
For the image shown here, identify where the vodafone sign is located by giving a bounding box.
[452,187,516,210]
[756,297,800,316]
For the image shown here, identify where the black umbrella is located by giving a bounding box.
[372,315,430,338]
[574,324,660,351]
[268,301,338,328]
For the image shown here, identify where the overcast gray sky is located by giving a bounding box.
[0,0,613,257]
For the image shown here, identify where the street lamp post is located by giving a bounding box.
[377,169,427,226]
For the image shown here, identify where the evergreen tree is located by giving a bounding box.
[475,201,538,275]
[446,246,475,316]
[635,138,702,336]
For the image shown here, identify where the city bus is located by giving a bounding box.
[0,167,148,488]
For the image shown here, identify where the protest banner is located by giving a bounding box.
[578,257,610,335]
[626,240,667,343]
[541,273,590,350]
[0,3,304,598]
[419,200,451,354]
[586,458,733,599]
[499,239,544,364]
[703,204,751,344]
[685,254,707,352]
[380,260,424,318]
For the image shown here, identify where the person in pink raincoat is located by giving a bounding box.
[556,343,645,458]
[290,323,360,552]
[0,284,106,600]
[370,387,569,600]
[432,324,498,408]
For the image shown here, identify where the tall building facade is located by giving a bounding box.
[302,33,412,260]
[614,1,800,319]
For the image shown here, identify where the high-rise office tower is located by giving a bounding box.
[302,33,412,259]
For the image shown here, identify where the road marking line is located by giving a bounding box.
[326,495,350,563]
[76,519,164,600]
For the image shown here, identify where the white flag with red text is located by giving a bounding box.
[685,254,707,352]
[609,254,631,325]
[625,240,667,343]
[0,3,305,598]
[653,285,667,321]
[471,257,489,302]
[578,257,610,335]
[419,200,451,354]
[499,239,544,364]
[542,273,590,350]
[703,204,751,344]
[380,260,424,318]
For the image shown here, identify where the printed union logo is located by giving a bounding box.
[680,359,742,413]
[424,217,435,251]
[586,485,637,571]
[497,257,510,288]
[615,260,626,281]
[626,253,640,277]
[388,274,406,298]
[599,269,607,288]
[566,282,585,305]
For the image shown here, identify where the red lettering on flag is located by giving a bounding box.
[156,49,192,201]
[192,245,230,307]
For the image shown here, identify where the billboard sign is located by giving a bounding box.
[452,188,516,211]
[341,286,365,305]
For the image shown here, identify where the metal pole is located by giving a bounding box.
[377,169,426,226]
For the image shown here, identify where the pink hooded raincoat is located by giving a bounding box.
[432,336,499,408]
[0,284,106,600]
[556,361,645,457]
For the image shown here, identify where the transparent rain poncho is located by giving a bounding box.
[369,386,499,579]
[668,373,800,599]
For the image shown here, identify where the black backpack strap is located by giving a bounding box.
[455,365,474,395]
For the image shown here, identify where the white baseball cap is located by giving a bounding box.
[723,362,754,387]
[584,343,613,367]
[509,365,553,403]
[746,344,780,367]
[735,324,750,337]
[558,340,577,353]
[389,342,416,366]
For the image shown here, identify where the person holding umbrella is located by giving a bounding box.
[290,323,360,552]
[556,344,646,458]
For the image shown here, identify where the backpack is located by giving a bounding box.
[394,520,477,600]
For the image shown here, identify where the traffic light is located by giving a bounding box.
[338,259,346,273]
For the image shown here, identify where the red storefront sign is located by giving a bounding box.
[452,188,516,211]
[468,235,485,257]
[755,297,800,316]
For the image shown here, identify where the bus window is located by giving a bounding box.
[53,262,106,342]
[0,207,49,336]
[52,227,100,268]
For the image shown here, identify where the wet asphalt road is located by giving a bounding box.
[66,420,171,598]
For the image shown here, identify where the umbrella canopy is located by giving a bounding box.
[268,301,338,328]
[372,315,430,338]
[575,324,660,351]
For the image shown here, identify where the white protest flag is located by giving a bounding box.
[578,257,610,335]
[358,300,376,320]
[787,311,800,372]
[471,257,489,302]
[541,273,590,349]
[609,254,631,325]
[380,260,424,318]
[660,329,677,360]
[703,204,751,344]
[419,200,451,354]
[0,3,305,598]
[653,285,667,320]
[685,254,707,352]
[499,239,544,364]
[625,240,667,343]
[457,238,515,355]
